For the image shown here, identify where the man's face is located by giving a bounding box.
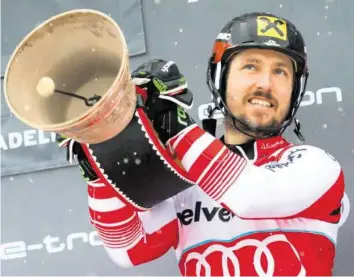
[225,48,294,131]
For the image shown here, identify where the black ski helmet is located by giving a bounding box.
[206,12,309,139]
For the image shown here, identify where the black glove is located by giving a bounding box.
[56,134,97,181]
[131,59,193,110]
[132,59,195,143]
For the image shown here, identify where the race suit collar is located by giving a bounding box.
[255,135,291,158]
[221,135,290,161]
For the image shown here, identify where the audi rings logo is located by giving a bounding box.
[182,194,351,277]
[184,234,305,277]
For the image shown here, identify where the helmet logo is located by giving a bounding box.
[257,16,287,41]
[263,40,281,47]
[216,32,231,41]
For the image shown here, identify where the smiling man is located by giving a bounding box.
[58,12,347,277]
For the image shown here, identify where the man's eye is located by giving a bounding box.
[274,68,287,76]
[243,64,256,70]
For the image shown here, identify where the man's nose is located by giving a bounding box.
[256,73,272,92]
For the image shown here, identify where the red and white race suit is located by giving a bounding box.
[84,123,345,276]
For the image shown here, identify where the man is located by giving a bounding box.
[59,12,345,276]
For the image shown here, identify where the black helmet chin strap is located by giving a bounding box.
[293,118,305,141]
[202,105,218,136]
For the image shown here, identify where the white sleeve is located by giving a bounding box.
[218,145,343,218]
[166,124,344,219]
